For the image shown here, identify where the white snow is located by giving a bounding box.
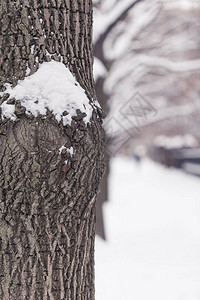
[0,61,93,125]
[96,157,200,300]
[31,45,35,54]
[93,57,107,82]
[0,101,16,121]
[59,145,67,154]
[164,0,200,10]
[59,146,74,157]
[66,146,74,156]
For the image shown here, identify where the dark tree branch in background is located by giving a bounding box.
[94,0,144,62]
[94,0,200,238]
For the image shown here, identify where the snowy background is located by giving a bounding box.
[94,0,200,299]
[95,157,200,300]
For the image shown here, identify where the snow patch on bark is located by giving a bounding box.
[59,145,67,154]
[0,61,93,125]
[59,146,74,156]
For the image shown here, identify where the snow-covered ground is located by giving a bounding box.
[95,157,200,300]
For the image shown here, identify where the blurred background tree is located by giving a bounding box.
[94,0,200,239]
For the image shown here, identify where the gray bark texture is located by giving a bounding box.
[0,1,105,299]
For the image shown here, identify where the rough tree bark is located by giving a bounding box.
[0,1,104,299]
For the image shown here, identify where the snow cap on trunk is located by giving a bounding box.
[0,61,93,125]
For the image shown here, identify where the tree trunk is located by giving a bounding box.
[0,1,104,299]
